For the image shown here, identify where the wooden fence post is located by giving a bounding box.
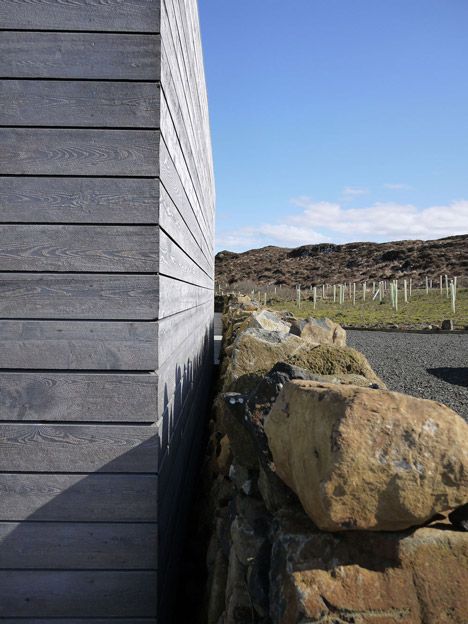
[450,279,456,314]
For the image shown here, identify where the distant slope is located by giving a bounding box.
[215,235,468,287]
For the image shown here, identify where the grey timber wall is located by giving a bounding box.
[0,1,215,621]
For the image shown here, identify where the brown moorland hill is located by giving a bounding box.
[216,234,468,287]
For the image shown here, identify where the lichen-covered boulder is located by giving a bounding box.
[222,328,381,392]
[265,380,468,531]
[290,316,346,346]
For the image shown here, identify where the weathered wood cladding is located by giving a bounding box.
[0,0,214,620]
[0,0,161,32]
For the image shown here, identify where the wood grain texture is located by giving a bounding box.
[0,371,157,422]
[0,521,157,569]
[157,342,211,462]
[0,177,159,224]
[0,1,214,618]
[159,108,212,246]
[0,571,157,617]
[0,225,158,272]
[158,274,212,319]
[0,274,158,318]
[159,229,212,288]
[160,0,215,219]
[157,307,212,415]
[160,12,214,229]
[0,423,158,472]
[157,299,212,368]
[158,374,207,522]
[0,81,160,128]
[0,320,158,370]
[0,473,157,521]
[159,183,211,277]
[160,85,212,237]
[157,374,198,491]
[0,0,160,32]
[0,129,159,176]
[159,139,212,262]
[0,32,160,80]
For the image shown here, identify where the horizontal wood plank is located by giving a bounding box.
[0,0,160,32]
[157,344,211,463]
[0,521,157,569]
[160,57,214,232]
[0,320,158,370]
[157,310,212,416]
[159,120,212,248]
[0,225,158,272]
[0,32,160,80]
[160,83,209,233]
[0,80,160,127]
[159,139,212,261]
[157,299,212,368]
[0,473,157,521]
[159,228,212,288]
[0,177,159,224]
[0,129,159,176]
[0,424,158,472]
[0,274,158,318]
[0,571,157,617]
[158,274,212,318]
[159,183,212,277]
[0,371,157,422]
[160,7,215,221]
[158,375,207,517]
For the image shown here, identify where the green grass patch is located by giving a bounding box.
[268,288,468,329]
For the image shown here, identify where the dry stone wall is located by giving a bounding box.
[201,295,468,624]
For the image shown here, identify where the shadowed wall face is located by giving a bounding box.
[0,0,215,621]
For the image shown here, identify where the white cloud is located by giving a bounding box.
[216,223,330,251]
[383,183,413,190]
[341,186,370,198]
[216,198,468,252]
[290,197,468,239]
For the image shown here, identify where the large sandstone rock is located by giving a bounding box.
[265,381,468,531]
[270,509,468,624]
[222,328,381,392]
[290,316,346,346]
[243,309,291,333]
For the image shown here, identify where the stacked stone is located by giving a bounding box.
[202,295,468,624]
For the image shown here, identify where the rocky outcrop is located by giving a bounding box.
[201,302,468,623]
[215,234,468,288]
[265,380,468,531]
[290,316,346,346]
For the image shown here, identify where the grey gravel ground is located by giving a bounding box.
[347,330,468,420]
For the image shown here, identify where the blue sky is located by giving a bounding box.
[198,0,468,251]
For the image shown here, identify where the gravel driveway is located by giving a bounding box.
[347,330,468,420]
